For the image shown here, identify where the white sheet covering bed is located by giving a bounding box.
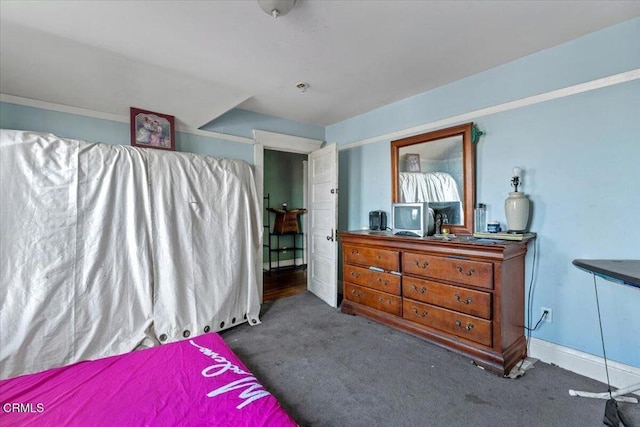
[399,171,461,203]
[0,130,262,379]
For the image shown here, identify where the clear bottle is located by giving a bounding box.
[475,203,487,233]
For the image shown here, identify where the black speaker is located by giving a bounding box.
[369,211,387,231]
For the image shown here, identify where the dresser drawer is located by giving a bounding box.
[402,277,491,319]
[344,283,402,316]
[403,253,493,289]
[344,245,400,271]
[403,300,492,347]
[344,264,401,295]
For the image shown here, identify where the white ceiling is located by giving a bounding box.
[1,1,639,129]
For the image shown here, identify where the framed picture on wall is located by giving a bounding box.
[406,153,421,172]
[130,107,175,151]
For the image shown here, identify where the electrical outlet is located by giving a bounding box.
[541,307,553,323]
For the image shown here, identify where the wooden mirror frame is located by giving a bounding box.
[391,122,476,235]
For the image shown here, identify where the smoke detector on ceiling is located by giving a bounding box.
[257,0,297,18]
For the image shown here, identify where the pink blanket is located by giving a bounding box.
[0,333,296,426]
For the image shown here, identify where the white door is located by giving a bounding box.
[308,144,338,307]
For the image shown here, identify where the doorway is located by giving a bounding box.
[253,129,336,306]
[263,149,308,302]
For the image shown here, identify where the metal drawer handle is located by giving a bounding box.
[414,259,429,268]
[378,297,392,304]
[350,249,360,255]
[455,320,474,331]
[377,278,390,286]
[350,271,361,278]
[411,284,427,294]
[454,294,473,304]
[456,266,476,276]
[412,307,428,317]
[376,254,382,259]
[351,289,363,297]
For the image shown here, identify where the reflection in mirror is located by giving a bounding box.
[397,135,463,224]
[391,123,475,235]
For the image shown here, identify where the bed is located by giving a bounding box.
[398,171,461,203]
[1,129,264,380]
[399,171,464,223]
[0,332,297,426]
[1,128,277,422]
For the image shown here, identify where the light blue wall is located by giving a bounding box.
[0,103,326,163]
[329,18,640,367]
[328,18,640,145]
[338,140,392,229]
[0,103,255,163]
[202,108,325,142]
[1,103,129,146]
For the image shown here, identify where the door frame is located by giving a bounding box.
[253,130,323,301]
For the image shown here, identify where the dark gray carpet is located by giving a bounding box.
[221,292,639,427]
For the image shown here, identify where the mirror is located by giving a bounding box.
[391,122,476,235]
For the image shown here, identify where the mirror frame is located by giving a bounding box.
[391,122,476,235]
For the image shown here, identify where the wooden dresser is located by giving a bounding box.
[340,231,532,375]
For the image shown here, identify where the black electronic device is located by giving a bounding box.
[369,210,387,231]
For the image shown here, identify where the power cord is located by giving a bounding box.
[525,309,548,332]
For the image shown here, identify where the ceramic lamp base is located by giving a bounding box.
[505,191,530,233]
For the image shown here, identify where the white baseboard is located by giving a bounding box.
[530,338,640,396]
[263,258,305,271]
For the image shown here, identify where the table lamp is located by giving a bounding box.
[504,166,530,233]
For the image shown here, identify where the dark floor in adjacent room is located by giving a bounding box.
[263,266,307,302]
[222,291,640,427]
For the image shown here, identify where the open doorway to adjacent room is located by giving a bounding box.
[262,149,308,302]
